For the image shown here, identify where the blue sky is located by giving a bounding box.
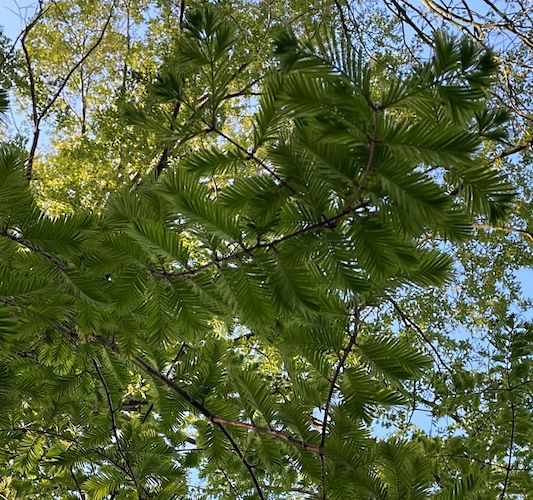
[2,0,531,310]
[0,2,531,496]
[517,267,533,301]
[0,0,34,38]
[2,0,532,420]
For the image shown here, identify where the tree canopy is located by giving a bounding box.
[0,1,532,498]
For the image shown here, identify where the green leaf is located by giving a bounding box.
[358,335,432,380]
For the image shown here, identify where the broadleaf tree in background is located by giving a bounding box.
[0,0,531,498]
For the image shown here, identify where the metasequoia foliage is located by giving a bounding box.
[0,7,519,499]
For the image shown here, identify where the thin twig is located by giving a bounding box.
[319,310,359,497]
[129,0,186,190]
[384,0,434,45]
[499,402,516,499]
[22,0,115,179]
[129,100,182,192]
[320,316,359,449]
[151,199,370,281]
[473,224,533,243]
[92,358,143,496]
[141,342,188,423]
[70,467,86,500]
[88,335,322,454]
[219,469,243,499]
[501,332,518,500]
[493,138,533,160]
[217,424,265,499]
[206,123,297,194]
[39,1,116,120]
[20,4,47,180]
[389,298,454,375]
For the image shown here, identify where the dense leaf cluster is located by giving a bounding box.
[0,7,522,499]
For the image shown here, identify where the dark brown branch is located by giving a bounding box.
[500,335,517,500]
[383,0,434,45]
[88,335,321,454]
[206,124,297,194]
[216,424,265,499]
[141,342,188,424]
[494,138,533,160]
[222,76,263,101]
[121,0,132,97]
[389,298,454,375]
[343,106,378,210]
[420,0,495,33]
[156,101,182,177]
[460,0,474,23]
[22,1,115,179]
[319,312,359,497]
[320,315,359,450]
[80,58,87,134]
[14,350,39,362]
[20,5,48,180]
[219,469,243,499]
[92,358,142,496]
[2,230,66,269]
[95,337,285,498]
[407,392,464,425]
[179,0,186,25]
[490,90,533,125]
[130,0,186,190]
[175,96,297,193]
[129,100,183,192]
[151,199,369,281]
[333,0,352,48]
[39,1,115,120]
[479,0,533,49]
[500,401,516,499]
[209,416,320,453]
[70,467,86,500]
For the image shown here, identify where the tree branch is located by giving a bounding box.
[320,313,359,450]
[21,0,115,179]
[473,223,533,243]
[383,0,434,46]
[217,424,265,499]
[499,402,516,499]
[88,335,322,454]
[219,469,243,499]
[150,106,378,283]
[204,123,297,194]
[20,4,47,180]
[92,358,143,496]
[389,298,454,375]
[129,0,187,190]
[494,138,533,160]
[40,1,115,121]
[141,342,188,424]
[151,199,370,281]
[319,310,359,496]
[70,467,86,500]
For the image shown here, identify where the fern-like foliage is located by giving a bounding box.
[0,7,515,499]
